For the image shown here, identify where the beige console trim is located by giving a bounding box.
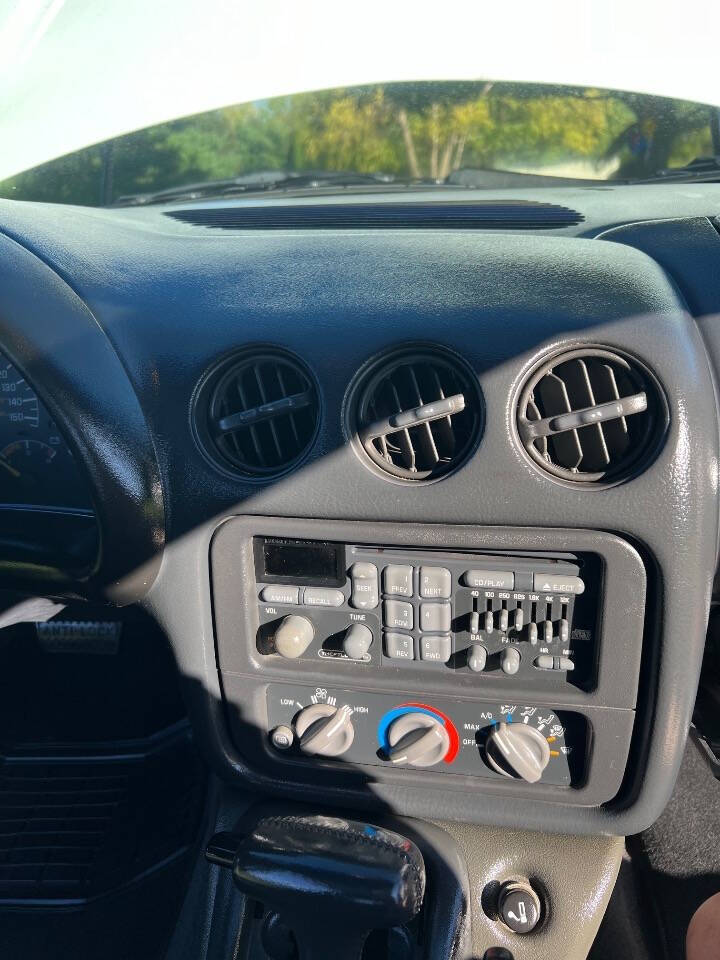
[436,821,623,959]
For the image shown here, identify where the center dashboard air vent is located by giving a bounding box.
[345,346,483,482]
[193,348,319,479]
[516,347,667,485]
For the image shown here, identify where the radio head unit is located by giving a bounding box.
[252,536,600,692]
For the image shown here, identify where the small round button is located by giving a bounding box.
[498,881,541,934]
[270,724,294,751]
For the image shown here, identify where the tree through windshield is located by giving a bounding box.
[1,81,717,206]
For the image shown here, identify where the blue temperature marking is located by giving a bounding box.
[377,706,442,751]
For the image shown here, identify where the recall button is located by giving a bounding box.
[303,587,345,607]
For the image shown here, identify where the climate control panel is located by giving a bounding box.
[254,537,600,691]
[266,683,583,785]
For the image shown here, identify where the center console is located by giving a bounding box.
[212,516,647,815]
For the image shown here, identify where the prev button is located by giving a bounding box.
[383,564,413,597]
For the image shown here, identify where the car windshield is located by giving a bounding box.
[1,80,718,206]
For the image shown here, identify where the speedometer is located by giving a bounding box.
[0,363,40,429]
[0,356,93,509]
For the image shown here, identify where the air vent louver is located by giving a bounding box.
[347,347,483,482]
[165,200,584,231]
[517,348,666,484]
[194,349,319,478]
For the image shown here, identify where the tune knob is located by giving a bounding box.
[342,623,373,660]
[273,615,314,659]
[386,712,450,768]
[484,721,550,783]
[294,703,355,757]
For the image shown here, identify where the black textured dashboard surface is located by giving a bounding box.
[0,191,718,833]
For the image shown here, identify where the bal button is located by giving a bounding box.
[498,881,541,934]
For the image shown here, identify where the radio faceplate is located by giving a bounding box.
[254,539,600,692]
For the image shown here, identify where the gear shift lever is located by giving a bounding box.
[207,814,426,960]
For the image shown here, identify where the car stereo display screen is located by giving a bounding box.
[260,538,343,584]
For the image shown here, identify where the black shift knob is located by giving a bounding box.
[207,815,425,960]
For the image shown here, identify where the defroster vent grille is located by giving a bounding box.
[194,349,319,479]
[164,201,584,231]
[346,346,483,482]
[517,347,666,484]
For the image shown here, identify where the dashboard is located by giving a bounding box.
[1,183,720,838]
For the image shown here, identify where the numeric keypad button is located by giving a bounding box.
[383,565,414,597]
[419,567,451,599]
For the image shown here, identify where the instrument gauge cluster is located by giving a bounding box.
[0,355,93,510]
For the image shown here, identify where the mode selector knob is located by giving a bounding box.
[484,722,550,783]
[294,703,355,757]
[273,615,314,659]
[386,712,450,768]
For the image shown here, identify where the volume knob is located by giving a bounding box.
[273,615,314,659]
[386,712,450,768]
[485,722,550,783]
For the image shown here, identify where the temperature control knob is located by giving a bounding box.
[484,721,550,783]
[294,703,355,757]
[273,615,314,659]
[386,712,450,768]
